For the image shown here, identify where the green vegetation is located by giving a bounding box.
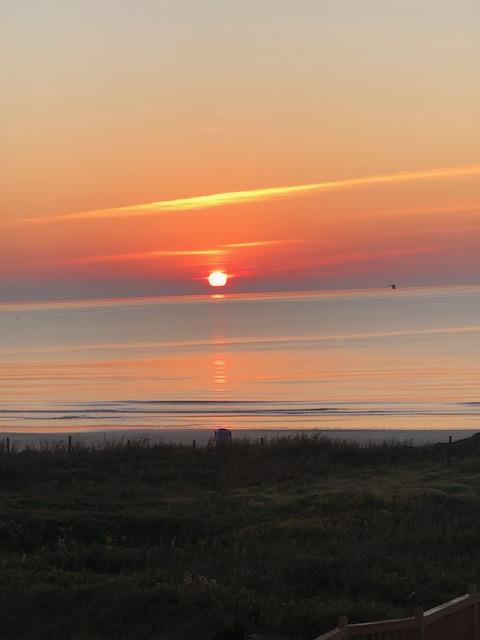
[1,433,480,640]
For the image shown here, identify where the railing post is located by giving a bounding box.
[414,606,424,640]
[468,584,479,640]
[338,616,349,639]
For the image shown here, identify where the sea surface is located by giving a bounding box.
[1,285,479,438]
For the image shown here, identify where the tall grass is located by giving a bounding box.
[0,434,478,639]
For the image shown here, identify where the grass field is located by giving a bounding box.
[1,433,480,639]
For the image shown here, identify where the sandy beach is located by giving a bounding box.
[1,427,477,450]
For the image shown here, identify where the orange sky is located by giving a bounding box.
[2,1,479,300]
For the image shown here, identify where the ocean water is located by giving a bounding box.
[0,285,479,435]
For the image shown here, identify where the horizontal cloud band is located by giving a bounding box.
[17,164,480,225]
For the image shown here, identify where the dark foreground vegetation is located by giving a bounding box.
[1,433,480,639]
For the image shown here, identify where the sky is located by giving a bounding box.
[1,0,479,300]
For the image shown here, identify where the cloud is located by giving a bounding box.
[38,248,223,267]
[34,239,305,267]
[247,244,443,277]
[372,202,480,218]
[13,164,480,226]
[222,240,305,249]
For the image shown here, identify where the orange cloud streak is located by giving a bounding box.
[13,164,480,225]
[43,249,223,266]
[32,240,304,267]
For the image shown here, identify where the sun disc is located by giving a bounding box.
[208,271,228,287]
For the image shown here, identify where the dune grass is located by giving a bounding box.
[0,434,479,639]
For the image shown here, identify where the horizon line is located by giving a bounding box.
[1,281,479,310]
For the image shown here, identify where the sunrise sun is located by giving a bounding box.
[208,271,228,287]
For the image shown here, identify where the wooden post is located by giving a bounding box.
[192,439,196,449]
[414,606,424,639]
[260,437,264,446]
[6,437,10,455]
[337,616,349,638]
[68,435,72,453]
[468,584,479,640]
[449,435,452,444]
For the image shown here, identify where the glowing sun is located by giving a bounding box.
[208,271,228,287]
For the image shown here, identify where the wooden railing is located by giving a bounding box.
[314,584,480,640]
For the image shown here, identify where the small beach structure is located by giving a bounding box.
[214,428,232,445]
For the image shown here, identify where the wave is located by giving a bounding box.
[2,400,480,420]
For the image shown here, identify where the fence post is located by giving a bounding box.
[414,606,424,640]
[6,437,10,455]
[468,584,479,640]
[337,616,349,638]
[68,435,72,453]
[192,439,196,449]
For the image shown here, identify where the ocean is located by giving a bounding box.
[1,284,479,441]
